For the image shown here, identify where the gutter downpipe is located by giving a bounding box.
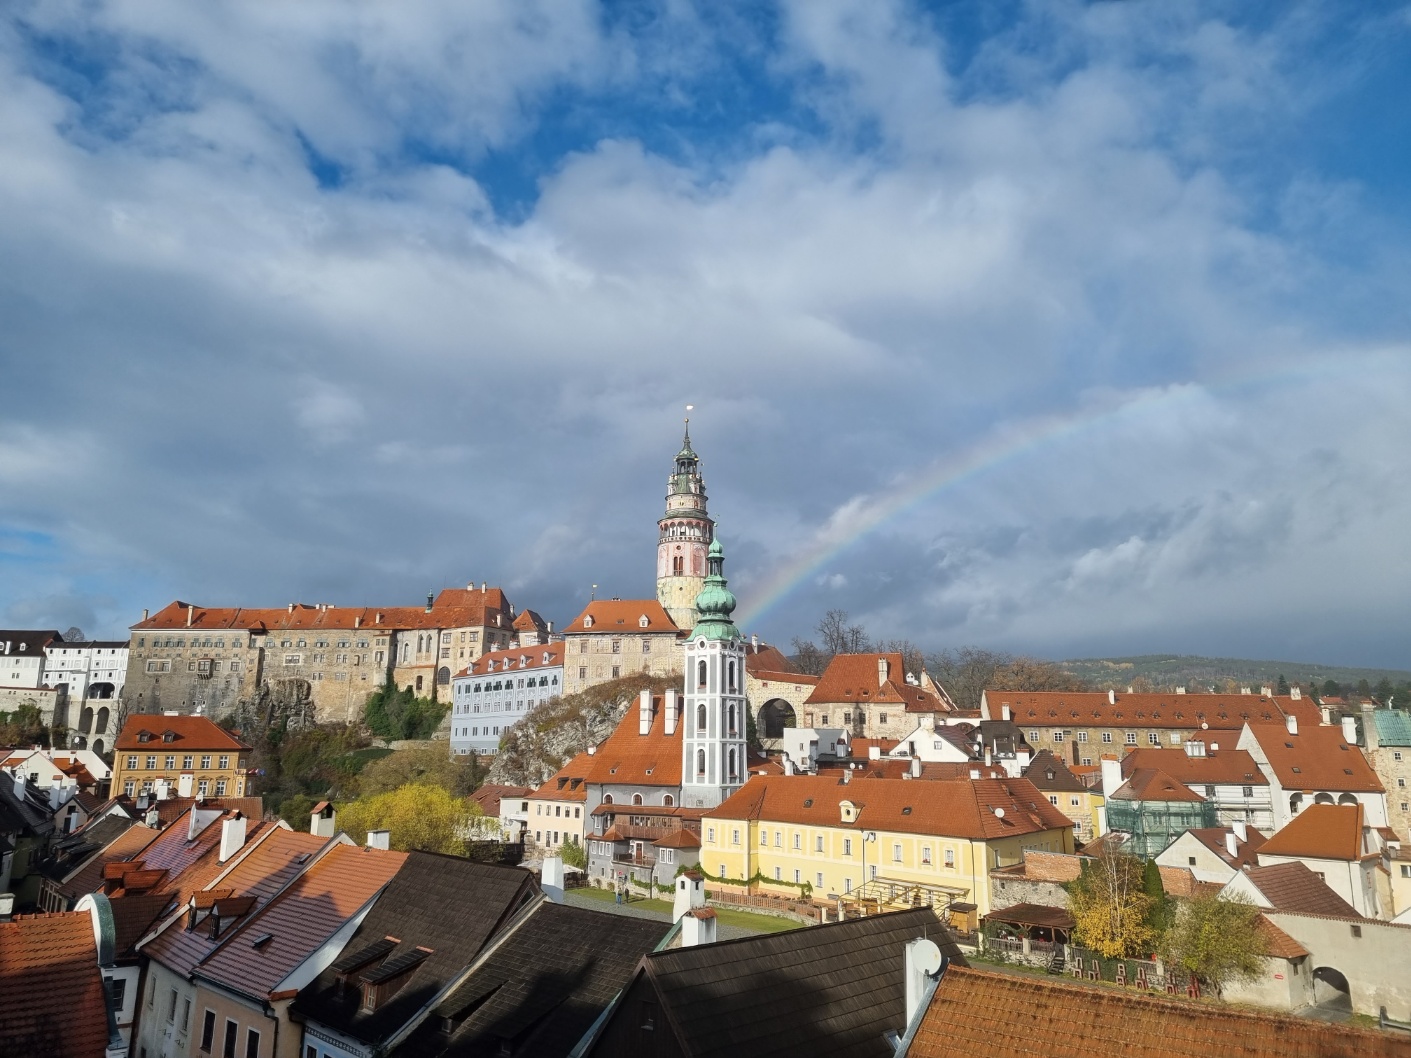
[891,957,950,1056]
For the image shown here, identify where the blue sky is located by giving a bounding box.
[1,1,1409,668]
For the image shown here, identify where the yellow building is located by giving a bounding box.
[701,774,1076,918]
[111,713,251,800]
[525,752,593,854]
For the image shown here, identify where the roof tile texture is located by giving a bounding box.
[805,653,948,714]
[1241,862,1360,918]
[987,691,1322,731]
[134,590,511,633]
[1243,724,1383,793]
[115,713,251,752]
[585,696,682,789]
[0,912,109,1058]
[1121,747,1268,786]
[1258,804,1365,861]
[564,599,679,633]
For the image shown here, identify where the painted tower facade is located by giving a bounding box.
[681,538,748,810]
[656,424,714,631]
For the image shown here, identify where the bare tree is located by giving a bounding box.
[790,637,829,676]
[877,639,926,680]
[926,647,1088,711]
[64,626,86,643]
[816,609,871,656]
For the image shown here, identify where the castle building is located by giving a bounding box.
[656,423,713,632]
[450,642,565,757]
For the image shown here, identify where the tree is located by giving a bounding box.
[63,626,86,643]
[1275,674,1291,696]
[790,637,829,676]
[816,609,870,656]
[560,839,587,870]
[356,745,485,798]
[337,783,481,854]
[1374,678,1394,705]
[927,648,1089,712]
[0,702,50,747]
[1067,847,1154,959]
[1160,893,1267,994]
[1322,678,1342,699]
[1142,858,1174,937]
[363,678,447,740]
[1357,679,1372,699]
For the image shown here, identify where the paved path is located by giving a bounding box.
[562,889,760,940]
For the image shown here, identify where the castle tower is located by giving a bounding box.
[681,537,748,809]
[656,422,714,631]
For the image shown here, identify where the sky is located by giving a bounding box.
[2,1,1409,667]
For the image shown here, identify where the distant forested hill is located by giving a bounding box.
[1059,654,1411,698]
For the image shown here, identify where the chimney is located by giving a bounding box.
[1100,757,1123,797]
[186,607,194,627]
[1285,714,1298,736]
[878,658,889,687]
[366,830,391,850]
[674,869,707,921]
[547,621,553,634]
[904,938,944,1035]
[664,689,679,736]
[842,769,851,785]
[1176,686,1186,695]
[1232,819,1248,843]
[481,582,487,592]
[541,855,565,903]
[375,612,382,625]
[219,813,247,863]
[1001,704,1011,722]
[1240,686,1251,695]
[1290,686,1301,700]
[311,802,336,838]
[639,688,653,736]
[1107,689,1116,705]
[1340,714,1357,745]
[586,744,596,755]
[177,774,194,797]
[868,745,881,760]
[288,603,294,613]
[0,892,13,921]
[142,608,149,621]
[910,756,922,779]
[750,634,759,652]
[1225,830,1239,860]
[354,615,362,629]
[1362,702,1379,752]
[426,592,434,613]
[783,757,795,776]
[1260,686,1273,697]
[984,746,993,768]
[681,907,718,947]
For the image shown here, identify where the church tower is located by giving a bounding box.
[681,537,748,809]
[656,422,714,631]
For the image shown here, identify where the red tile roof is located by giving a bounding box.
[532,753,594,802]
[1242,724,1383,793]
[1258,804,1365,861]
[511,608,548,633]
[1112,768,1208,803]
[0,911,110,1058]
[196,843,406,1000]
[563,599,679,633]
[58,823,161,901]
[986,691,1322,731]
[744,644,799,676]
[654,829,701,849]
[1240,862,1360,917]
[1256,916,1309,960]
[469,784,532,816]
[115,713,251,752]
[132,589,510,634]
[805,653,948,714]
[911,965,1401,1058]
[1187,827,1267,869]
[456,642,564,678]
[706,775,1075,841]
[1121,747,1268,786]
[584,696,682,789]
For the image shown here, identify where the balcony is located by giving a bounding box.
[612,850,658,869]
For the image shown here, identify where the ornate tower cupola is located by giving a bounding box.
[681,537,747,810]
[657,421,714,631]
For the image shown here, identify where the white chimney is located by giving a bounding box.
[1240,686,1251,695]
[984,746,993,768]
[681,907,718,947]
[639,689,653,736]
[878,658,889,686]
[904,938,944,1033]
[366,830,391,850]
[842,769,851,785]
[750,634,759,652]
[783,757,795,777]
[1225,831,1239,860]
[1001,704,1011,721]
[1286,714,1298,736]
[187,607,194,627]
[1340,715,1357,745]
[541,855,565,903]
[311,802,336,838]
[868,745,881,760]
[1232,819,1248,843]
[1100,757,1123,797]
[910,756,922,779]
[674,870,707,921]
[664,689,679,736]
[1260,686,1273,697]
[1176,686,1186,695]
[219,814,247,862]
[141,608,149,621]
[177,773,194,797]
[1107,689,1116,705]
[1290,687,1302,700]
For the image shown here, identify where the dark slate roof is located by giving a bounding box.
[0,779,54,837]
[397,901,670,1058]
[293,852,540,1046]
[607,907,965,1058]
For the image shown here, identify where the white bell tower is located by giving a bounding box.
[681,537,747,809]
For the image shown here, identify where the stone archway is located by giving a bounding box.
[1312,966,1352,1012]
[95,706,110,734]
[758,699,797,739]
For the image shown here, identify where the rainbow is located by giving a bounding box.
[730,357,1345,631]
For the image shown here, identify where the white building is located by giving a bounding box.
[450,642,565,756]
[45,639,128,703]
[0,629,61,689]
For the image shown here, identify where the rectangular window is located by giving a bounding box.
[642,641,651,653]
[892,843,902,862]
[707,827,715,843]
[146,755,156,770]
[720,863,727,878]
[1125,732,1138,745]
[223,1020,238,1058]
[218,755,229,769]
[1049,795,1059,805]
[198,780,209,796]
[1029,731,1039,742]
[306,1048,316,1058]
[816,835,824,852]
[1242,785,1254,797]
[844,838,853,856]
[578,666,586,680]
[921,846,932,865]
[108,977,127,1010]
[182,755,193,768]
[201,755,211,768]
[245,1028,260,1058]
[731,829,740,845]
[1071,796,1080,807]
[1052,731,1064,742]
[164,755,175,768]
[215,780,227,796]
[200,1010,215,1052]
[127,755,138,769]
[760,830,768,846]
[1077,731,1088,743]
[774,831,782,847]
[1101,732,1113,743]
[774,866,781,880]
[124,780,135,796]
[944,848,955,868]
[793,833,801,850]
[1147,732,1160,745]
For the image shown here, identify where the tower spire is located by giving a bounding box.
[658,413,712,631]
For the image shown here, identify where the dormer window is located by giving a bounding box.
[137,731,151,743]
[162,731,176,742]
[639,615,649,628]
[840,800,857,824]
[583,616,594,629]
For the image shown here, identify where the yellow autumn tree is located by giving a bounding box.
[336,783,481,855]
[1067,846,1154,959]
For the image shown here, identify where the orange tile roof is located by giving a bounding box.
[805,653,948,713]
[584,696,682,789]
[744,644,798,675]
[563,599,679,633]
[1187,827,1267,869]
[1256,916,1310,960]
[1156,866,1201,899]
[196,843,406,1000]
[1242,724,1383,793]
[1241,862,1360,917]
[133,590,510,634]
[1112,768,1208,802]
[911,965,1402,1058]
[987,690,1322,731]
[749,669,820,687]
[511,608,548,632]
[531,753,594,802]
[470,784,533,816]
[58,823,161,901]
[1258,804,1365,861]
[654,829,702,849]
[0,911,110,1058]
[457,642,565,678]
[115,713,252,752]
[706,775,1075,841]
[1121,747,1268,787]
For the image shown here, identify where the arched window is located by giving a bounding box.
[672,555,684,575]
[697,704,707,732]
[1289,792,1303,814]
[632,793,643,806]
[728,748,738,783]
[696,749,706,779]
[663,794,675,807]
[727,704,736,736]
[727,660,736,693]
[698,660,707,688]
[603,794,614,804]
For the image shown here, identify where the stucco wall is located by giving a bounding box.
[1268,911,1411,1018]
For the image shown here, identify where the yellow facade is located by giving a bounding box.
[699,816,1074,916]
[112,746,248,800]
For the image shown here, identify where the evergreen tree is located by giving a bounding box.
[1275,674,1290,696]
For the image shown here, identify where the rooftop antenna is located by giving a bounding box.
[591,583,597,601]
